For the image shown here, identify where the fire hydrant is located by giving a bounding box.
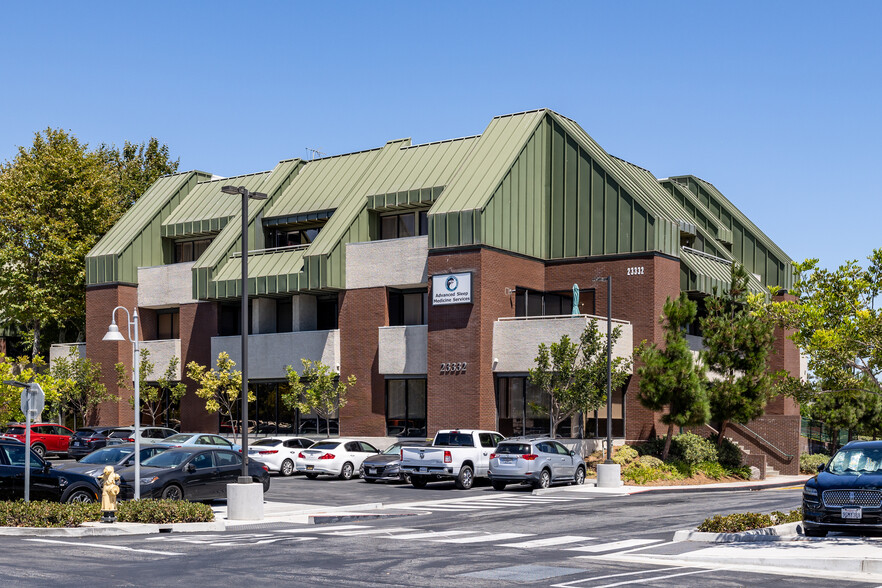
[99,466,120,523]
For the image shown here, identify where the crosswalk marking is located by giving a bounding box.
[390,530,476,540]
[566,539,662,553]
[277,524,365,533]
[432,532,533,544]
[500,535,595,548]
[324,527,418,536]
[27,538,182,556]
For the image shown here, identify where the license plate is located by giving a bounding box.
[419,467,427,473]
[501,457,514,464]
[369,468,376,475]
[842,507,862,520]
[72,441,81,447]
[306,465,314,471]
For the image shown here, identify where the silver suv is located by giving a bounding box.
[488,437,586,490]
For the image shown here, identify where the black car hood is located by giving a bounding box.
[813,471,882,489]
[54,463,115,476]
[362,454,400,466]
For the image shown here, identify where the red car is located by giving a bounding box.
[3,423,74,458]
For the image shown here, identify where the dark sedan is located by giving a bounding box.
[0,438,101,503]
[804,440,882,536]
[68,426,121,460]
[117,448,270,501]
[360,440,429,483]
[56,444,167,478]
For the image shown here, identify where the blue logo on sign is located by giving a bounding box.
[445,276,458,291]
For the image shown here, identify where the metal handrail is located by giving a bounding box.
[729,422,794,460]
[497,314,631,326]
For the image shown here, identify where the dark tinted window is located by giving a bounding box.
[253,439,281,447]
[215,451,241,467]
[311,442,341,451]
[494,443,531,455]
[316,297,338,330]
[190,452,214,469]
[5,427,24,435]
[479,433,498,448]
[1,443,44,467]
[433,433,474,447]
[80,447,133,464]
[144,450,194,467]
[359,442,378,453]
[157,310,180,339]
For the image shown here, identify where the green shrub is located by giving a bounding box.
[671,433,718,465]
[612,445,639,465]
[718,438,743,468]
[117,500,215,524]
[726,465,753,480]
[694,461,726,480]
[0,499,214,528]
[697,509,802,533]
[621,462,686,484]
[634,455,664,468]
[800,453,829,474]
[635,438,665,458]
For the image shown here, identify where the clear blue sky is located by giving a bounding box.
[1,1,879,274]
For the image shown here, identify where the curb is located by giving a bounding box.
[673,521,802,543]
[534,477,808,496]
[0,519,225,537]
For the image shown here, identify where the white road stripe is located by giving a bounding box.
[500,535,595,548]
[26,538,182,556]
[323,527,417,536]
[567,539,662,553]
[432,532,532,544]
[591,567,719,587]
[391,530,477,540]
[417,504,505,510]
[277,524,366,533]
[550,566,692,587]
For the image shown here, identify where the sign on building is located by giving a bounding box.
[432,272,472,305]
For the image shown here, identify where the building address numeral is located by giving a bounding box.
[440,362,467,374]
[626,266,645,276]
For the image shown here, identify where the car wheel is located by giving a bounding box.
[533,469,551,489]
[339,462,355,480]
[410,475,428,489]
[280,459,294,477]
[401,474,412,484]
[804,527,827,537]
[305,472,319,480]
[64,488,97,504]
[454,465,474,490]
[31,444,46,459]
[573,466,586,486]
[491,481,507,491]
[161,484,184,500]
[255,477,270,493]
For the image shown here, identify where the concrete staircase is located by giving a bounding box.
[728,438,779,477]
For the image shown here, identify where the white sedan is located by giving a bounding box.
[296,439,380,480]
[246,436,315,476]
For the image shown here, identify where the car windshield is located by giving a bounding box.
[383,444,409,455]
[143,450,195,468]
[310,442,340,450]
[162,434,194,444]
[495,443,532,455]
[80,447,134,464]
[74,429,98,437]
[828,447,882,474]
[434,433,474,447]
[253,439,281,447]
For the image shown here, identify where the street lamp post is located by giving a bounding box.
[221,185,267,483]
[593,275,621,488]
[103,306,141,499]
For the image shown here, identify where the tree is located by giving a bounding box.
[702,264,776,445]
[186,352,252,435]
[527,321,631,438]
[0,129,179,357]
[636,293,709,460]
[282,359,356,437]
[115,349,187,426]
[48,348,108,429]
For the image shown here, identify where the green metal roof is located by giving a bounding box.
[210,247,308,299]
[161,171,271,239]
[680,246,765,296]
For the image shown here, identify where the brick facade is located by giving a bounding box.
[179,301,220,432]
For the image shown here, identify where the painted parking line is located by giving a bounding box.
[390,530,477,540]
[432,532,533,544]
[550,565,710,587]
[27,538,182,556]
[277,524,366,534]
[500,535,596,548]
[566,539,662,553]
[322,527,418,536]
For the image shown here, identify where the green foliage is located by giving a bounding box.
[717,437,744,468]
[621,462,685,484]
[0,355,63,423]
[528,321,631,438]
[697,509,803,533]
[116,499,213,524]
[701,264,775,444]
[98,138,179,209]
[50,348,109,426]
[634,437,665,458]
[282,359,356,436]
[634,455,664,468]
[693,461,727,480]
[800,452,830,474]
[117,350,186,426]
[612,445,639,465]
[636,293,709,459]
[671,433,718,466]
[0,499,213,527]
[186,352,252,434]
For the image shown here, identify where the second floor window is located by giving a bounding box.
[174,238,212,263]
[265,226,321,249]
[157,310,180,339]
[389,290,428,326]
[379,210,428,240]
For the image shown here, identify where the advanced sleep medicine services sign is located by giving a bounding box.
[432,272,472,305]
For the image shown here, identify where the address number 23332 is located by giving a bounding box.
[440,362,467,374]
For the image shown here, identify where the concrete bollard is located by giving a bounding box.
[596,463,623,488]
[226,482,264,520]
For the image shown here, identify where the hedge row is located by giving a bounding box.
[611,433,751,484]
[697,509,803,533]
[0,500,215,528]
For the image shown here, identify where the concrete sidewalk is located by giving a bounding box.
[533,474,810,496]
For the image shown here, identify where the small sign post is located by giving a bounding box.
[5,380,44,502]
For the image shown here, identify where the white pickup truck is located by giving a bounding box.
[399,429,505,490]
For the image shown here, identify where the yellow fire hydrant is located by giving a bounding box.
[99,466,120,523]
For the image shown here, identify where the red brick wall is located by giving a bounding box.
[338,288,388,435]
[766,292,801,416]
[85,284,138,426]
[727,416,801,475]
[179,301,219,432]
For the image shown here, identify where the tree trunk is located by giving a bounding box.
[31,321,40,360]
[717,420,730,446]
[325,415,330,438]
[661,422,675,461]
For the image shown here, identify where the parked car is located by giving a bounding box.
[155,433,241,452]
[0,438,101,502]
[56,443,168,477]
[360,440,429,483]
[68,426,121,460]
[400,429,505,490]
[2,423,75,458]
[117,447,270,501]
[803,440,882,537]
[105,426,178,445]
[247,436,315,476]
[296,439,380,480]
[488,437,586,490]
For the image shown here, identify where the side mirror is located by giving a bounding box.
[570,450,576,457]
[42,462,51,473]
[186,463,197,473]
[817,463,825,472]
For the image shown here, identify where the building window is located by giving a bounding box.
[265,226,322,249]
[174,238,212,263]
[514,288,594,317]
[316,296,338,330]
[495,376,561,437]
[219,303,252,336]
[276,298,293,333]
[388,290,428,326]
[157,310,179,339]
[379,210,428,240]
[386,378,427,437]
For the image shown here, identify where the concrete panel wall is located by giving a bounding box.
[346,236,428,289]
[378,325,428,375]
[138,263,197,308]
[140,339,182,380]
[492,316,632,373]
[49,343,86,368]
[211,330,340,380]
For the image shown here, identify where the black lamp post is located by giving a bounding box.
[221,185,267,482]
[593,275,613,464]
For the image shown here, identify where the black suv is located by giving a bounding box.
[803,440,882,536]
[0,438,101,502]
[68,426,120,460]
